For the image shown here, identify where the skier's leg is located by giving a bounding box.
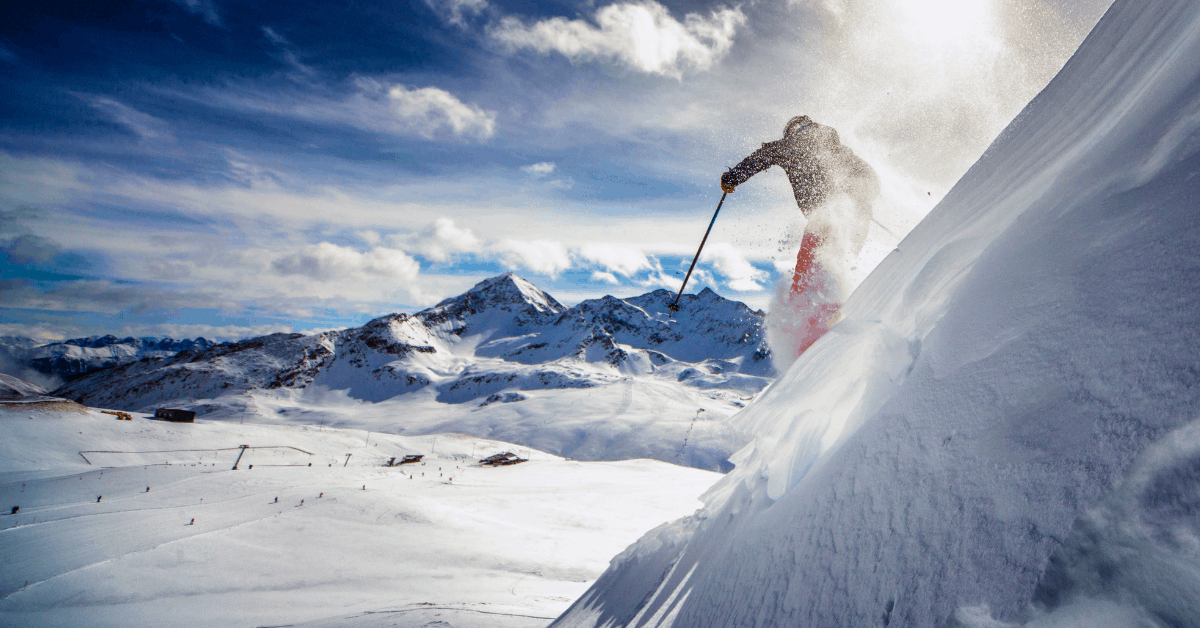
[790,231,824,295]
[787,217,841,355]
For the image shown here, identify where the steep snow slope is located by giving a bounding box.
[51,275,769,471]
[0,406,720,628]
[552,2,1200,626]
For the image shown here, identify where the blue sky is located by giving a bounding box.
[0,0,1108,342]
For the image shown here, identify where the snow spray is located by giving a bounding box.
[766,196,856,373]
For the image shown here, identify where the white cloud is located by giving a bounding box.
[262,26,316,78]
[223,150,283,188]
[426,0,488,26]
[495,240,571,277]
[634,270,683,292]
[521,161,556,176]
[169,0,221,25]
[386,84,497,140]
[271,243,420,282]
[0,323,71,343]
[591,270,620,285]
[579,243,651,276]
[361,248,421,278]
[411,217,481,262]
[701,242,767,291]
[84,96,174,142]
[491,1,746,78]
[181,79,498,143]
[0,279,235,314]
[357,230,381,246]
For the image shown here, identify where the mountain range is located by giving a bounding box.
[0,334,216,385]
[48,274,774,471]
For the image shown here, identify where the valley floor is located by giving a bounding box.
[0,405,720,628]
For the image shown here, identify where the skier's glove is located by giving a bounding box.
[720,172,736,193]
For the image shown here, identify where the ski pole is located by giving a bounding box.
[668,191,728,313]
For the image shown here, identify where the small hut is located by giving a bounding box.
[479,452,527,466]
[384,454,424,467]
[154,408,196,423]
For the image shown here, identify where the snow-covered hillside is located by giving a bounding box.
[52,275,771,471]
[552,1,1200,627]
[0,405,720,628]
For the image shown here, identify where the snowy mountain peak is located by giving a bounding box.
[432,273,565,315]
[59,335,215,352]
[415,274,567,340]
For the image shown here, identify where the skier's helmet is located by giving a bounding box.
[785,115,814,137]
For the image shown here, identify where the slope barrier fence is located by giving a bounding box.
[78,446,314,467]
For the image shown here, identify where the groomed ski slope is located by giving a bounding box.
[552,1,1200,626]
[0,406,720,628]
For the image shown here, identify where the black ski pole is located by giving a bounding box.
[668,191,728,313]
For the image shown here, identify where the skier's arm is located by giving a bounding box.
[721,143,782,192]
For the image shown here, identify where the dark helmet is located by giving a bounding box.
[784,115,814,136]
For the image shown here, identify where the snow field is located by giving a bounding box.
[188,374,753,472]
[0,406,720,628]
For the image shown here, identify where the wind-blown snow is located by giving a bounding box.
[552,1,1200,626]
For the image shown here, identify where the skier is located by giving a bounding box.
[720,115,879,354]
[720,115,879,294]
